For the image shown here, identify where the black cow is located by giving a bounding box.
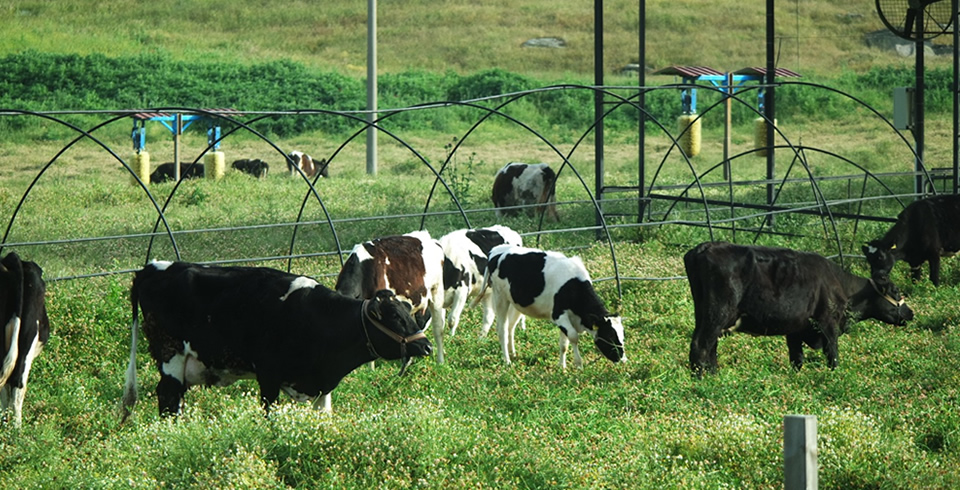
[0,252,49,427]
[491,162,559,221]
[231,159,270,179]
[685,242,914,375]
[149,162,205,184]
[863,194,960,286]
[121,260,431,419]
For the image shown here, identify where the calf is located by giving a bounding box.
[150,162,204,184]
[438,225,523,337]
[0,252,49,427]
[478,244,625,369]
[491,162,559,221]
[231,158,270,179]
[863,194,960,286]
[685,242,914,376]
[335,231,447,364]
[287,151,329,179]
[121,260,430,418]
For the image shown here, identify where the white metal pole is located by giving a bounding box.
[366,0,378,175]
[784,414,818,490]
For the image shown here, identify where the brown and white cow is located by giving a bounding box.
[685,242,914,376]
[121,260,430,418]
[491,162,559,221]
[335,231,446,366]
[287,151,329,179]
[1,252,49,427]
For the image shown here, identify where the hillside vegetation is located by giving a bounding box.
[0,0,952,79]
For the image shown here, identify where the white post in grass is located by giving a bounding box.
[784,414,818,490]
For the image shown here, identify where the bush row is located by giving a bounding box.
[0,51,948,139]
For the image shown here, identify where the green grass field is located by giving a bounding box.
[1,1,960,488]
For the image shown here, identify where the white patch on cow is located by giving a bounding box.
[0,316,21,386]
[280,276,318,301]
[149,260,173,271]
[314,393,333,413]
[281,385,314,403]
[0,329,42,427]
[865,245,877,255]
[353,243,373,262]
[161,341,199,384]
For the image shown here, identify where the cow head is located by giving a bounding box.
[861,276,914,327]
[862,241,896,278]
[591,315,626,363]
[363,290,432,370]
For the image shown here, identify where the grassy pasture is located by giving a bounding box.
[0,112,959,488]
[1,0,959,487]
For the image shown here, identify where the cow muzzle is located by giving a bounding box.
[361,300,431,376]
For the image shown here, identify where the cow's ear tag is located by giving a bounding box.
[891,244,897,250]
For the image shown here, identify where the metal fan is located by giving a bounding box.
[876,0,953,40]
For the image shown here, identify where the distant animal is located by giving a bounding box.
[121,260,431,418]
[477,244,625,369]
[0,252,49,427]
[335,231,445,366]
[287,151,328,179]
[231,159,270,179]
[438,225,523,337]
[863,194,960,286]
[684,242,914,376]
[491,162,559,221]
[149,162,204,184]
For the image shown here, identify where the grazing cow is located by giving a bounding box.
[336,231,446,365]
[685,242,914,376]
[863,194,960,286]
[438,225,523,337]
[149,162,204,184]
[121,260,431,418]
[0,252,49,427]
[231,158,270,179]
[287,151,329,179]
[491,162,559,221]
[477,244,625,369]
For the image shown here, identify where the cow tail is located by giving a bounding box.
[0,254,24,387]
[121,278,140,420]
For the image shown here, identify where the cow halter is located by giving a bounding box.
[360,299,428,376]
[867,278,905,307]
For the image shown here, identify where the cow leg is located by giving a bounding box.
[506,308,523,361]
[478,294,495,338]
[258,381,281,414]
[0,333,41,427]
[929,255,941,286]
[445,287,469,337]
[496,307,523,364]
[429,302,447,364]
[786,334,805,370]
[910,265,923,282]
[313,393,333,413]
[156,374,186,416]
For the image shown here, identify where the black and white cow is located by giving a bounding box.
[685,242,914,376]
[438,225,523,337]
[491,162,559,221]
[0,252,49,427]
[149,162,204,184]
[287,151,329,179]
[231,158,270,179]
[336,231,446,364]
[121,260,431,419]
[863,194,960,286]
[477,244,625,369]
